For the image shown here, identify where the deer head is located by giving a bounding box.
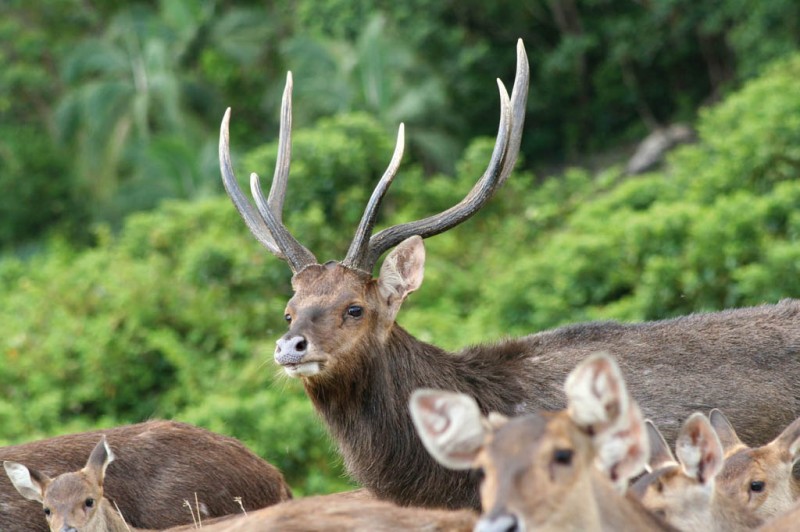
[409,353,652,531]
[219,41,529,380]
[4,436,116,532]
[711,409,800,521]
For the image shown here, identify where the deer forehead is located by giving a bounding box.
[44,471,97,506]
[717,448,775,486]
[483,412,586,473]
[290,263,375,303]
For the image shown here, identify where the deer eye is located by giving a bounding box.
[473,467,485,483]
[284,313,292,323]
[85,498,95,508]
[750,480,765,493]
[346,305,363,319]
[44,507,51,517]
[553,448,574,466]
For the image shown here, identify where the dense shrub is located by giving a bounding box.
[1,55,799,495]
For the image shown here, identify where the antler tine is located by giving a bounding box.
[342,123,405,271]
[267,72,293,219]
[219,107,284,259]
[498,38,530,187]
[219,73,317,273]
[362,41,530,272]
[250,171,316,272]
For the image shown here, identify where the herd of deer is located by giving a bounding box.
[2,39,799,531]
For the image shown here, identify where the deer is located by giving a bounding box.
[7,435,159,532]
[0,420,291,531]
[628,415,764,531]
[219,36,800,509]
[709,409,800,522]
[186,493,478,531]
[409,352,675,531]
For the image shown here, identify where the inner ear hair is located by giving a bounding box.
[565,352,630,433]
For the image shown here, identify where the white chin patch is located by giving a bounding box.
[284,362,321,378]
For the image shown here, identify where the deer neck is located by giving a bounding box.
[302,325,481,508]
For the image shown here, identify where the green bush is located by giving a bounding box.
[2,55,799,496]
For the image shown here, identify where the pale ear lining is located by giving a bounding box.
[595,402,650,490]
[675,413,723,485]
[85,435,115,485]
[3,461,46,503]
[409,388,487,471]
[565,352,629,434]
[378,236,425,313]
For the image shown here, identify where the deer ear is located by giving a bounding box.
[595,402,649,490]
[676,413,723,485]
[378,236,425,319]
[565,352,629,435]
[644,419,677,472]
[409,388,486,471]
[709,409,745,455]
[3,461,50,503]
[774,416,800,459]
[84,436,115,486]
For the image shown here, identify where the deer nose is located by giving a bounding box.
[60,527,78,532]
[275,335,308,365]
[475,513,519,532]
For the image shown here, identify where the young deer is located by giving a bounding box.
[629,415,763,531]
[220,36,800,508]
[710,409,800,522]
[0,421,291,531]
[409,352,672,531]
[6,436,147,532]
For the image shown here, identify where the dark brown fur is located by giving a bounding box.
[0,420,291,531]
[285,258,800,510]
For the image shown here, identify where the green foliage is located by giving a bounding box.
[2,6,800,498]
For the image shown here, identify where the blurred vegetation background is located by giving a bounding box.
[1,0,799,496]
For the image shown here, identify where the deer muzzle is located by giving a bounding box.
[275,335,308,366]
[475,512,522,532]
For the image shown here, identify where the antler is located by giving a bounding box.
[345,39,530,272]
[219,72,316,273]
[220,40,529,275]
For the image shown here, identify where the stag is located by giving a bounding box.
[219,39,800,509]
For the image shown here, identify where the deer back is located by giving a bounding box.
[0,420,291,531]
[193,493,477,531]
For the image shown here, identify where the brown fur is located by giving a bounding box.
[279,254,800,509]
[196,494,477,531]
[757,500,800,531]
[713,412,800,522]
[0,420,291,531]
